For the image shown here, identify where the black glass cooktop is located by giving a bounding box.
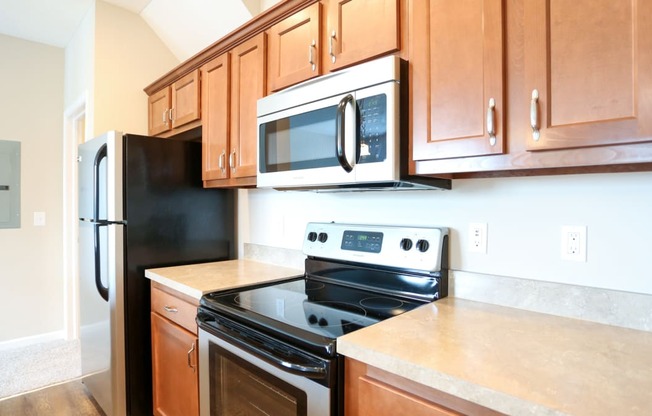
[200,276,426,342]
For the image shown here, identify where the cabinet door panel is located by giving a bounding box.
[268,2,321,92]
[171,70,201,129]
[525,0,652,150]
[151,313,198,416]
[326,0,399,71]
[201,54,230,181]
[358,376,461,416]
[411,0,504,161]
[148,88,170,136]
[230,33,265,179]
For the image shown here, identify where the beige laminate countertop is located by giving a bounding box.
[145,259,303,300]
[338,297,652,416]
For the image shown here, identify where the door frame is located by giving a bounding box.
[63,92,91,340]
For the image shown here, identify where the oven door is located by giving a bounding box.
[198,316,336,416]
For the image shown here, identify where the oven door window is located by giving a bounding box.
[209,342,307,416]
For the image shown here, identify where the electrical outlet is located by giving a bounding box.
[561,225,587,262]
[468,223,487,253]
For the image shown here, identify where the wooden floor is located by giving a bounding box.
[0,381,104,416]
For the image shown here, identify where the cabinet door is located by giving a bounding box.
[201,54,230,181]
[171,70,201,129]
[324,0,400,71]
[358,376,460,416]
[230,33,266,179]
[148,87,171,136]
[151,312,199,416]
[524,0,652,151]
[267,2,321,92]
[411,0,504,162]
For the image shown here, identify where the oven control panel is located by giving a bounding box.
[303,222,448,272]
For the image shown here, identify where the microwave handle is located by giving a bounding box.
[336,94,356,172]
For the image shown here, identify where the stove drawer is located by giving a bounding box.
[151,283,198,334]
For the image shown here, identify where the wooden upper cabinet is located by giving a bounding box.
[201,54,230,181]
[524,0,652,151]
[324,0,400,71]
[148,87,171,136]
[267,2,321,92]
[230,33,266,179]
[410,0,505,162]
[170,70,201,129]
[147,69,201,137]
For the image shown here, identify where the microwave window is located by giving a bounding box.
[259,106,339,173]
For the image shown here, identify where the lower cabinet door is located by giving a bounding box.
[151,312,199,416]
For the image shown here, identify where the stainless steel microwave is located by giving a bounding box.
[256,56,451,191]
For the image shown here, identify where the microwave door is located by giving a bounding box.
[257,93,357,188]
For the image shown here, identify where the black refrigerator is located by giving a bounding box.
[78,131,233,416]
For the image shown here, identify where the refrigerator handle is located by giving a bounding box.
[94,223,110,302]
[93,144,108,220]
[92,143,109,301]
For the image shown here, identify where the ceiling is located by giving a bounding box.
[0,0,277,61]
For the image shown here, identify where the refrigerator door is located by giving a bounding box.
[78,131,126,416]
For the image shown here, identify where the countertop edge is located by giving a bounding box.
[145,269,204,300]
[337,339,566,416]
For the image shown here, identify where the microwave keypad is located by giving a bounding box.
[358,94,387,163]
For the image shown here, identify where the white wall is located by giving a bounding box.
[240,171,652,295]
[0,35,65,342]
[93,0,179,136]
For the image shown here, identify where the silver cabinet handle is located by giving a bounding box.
[309,39,316,71]
[218,151,226,172]
[162,109,168,124]
[530,89,540,141]
[487,98,496,146]
[163,305,178,313]
[229,150,236,171]
[187,342,196,373]
[169,108,175,122]
[329,30,336,63]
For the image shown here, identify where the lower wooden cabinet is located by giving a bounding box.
[345,358,502,416]
[151,283,199,416]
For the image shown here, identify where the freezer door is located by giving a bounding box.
[78,131,123,222]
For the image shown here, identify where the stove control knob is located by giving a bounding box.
[400,238,413,251]
[318,232,328,243]
[307,232,318,242]
[416,239,430,253]
[308,314,318,325]
[318,318,328,327]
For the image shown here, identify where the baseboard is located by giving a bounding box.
[0,330,67,351]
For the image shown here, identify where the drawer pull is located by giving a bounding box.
[163,305,178,313]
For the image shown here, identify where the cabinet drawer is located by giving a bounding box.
[151,286,198,335]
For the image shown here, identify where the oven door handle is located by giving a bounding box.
[262,350,326,376]
[198,315,328,379]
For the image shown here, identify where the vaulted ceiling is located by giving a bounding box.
[0,0,278,61]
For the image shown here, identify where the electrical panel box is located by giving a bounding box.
[0,140,20,229]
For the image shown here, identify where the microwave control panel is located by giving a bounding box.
[358,94,387,164]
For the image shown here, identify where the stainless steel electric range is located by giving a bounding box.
[197,222,449,416]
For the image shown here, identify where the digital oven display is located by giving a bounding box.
[341,230,383,253]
